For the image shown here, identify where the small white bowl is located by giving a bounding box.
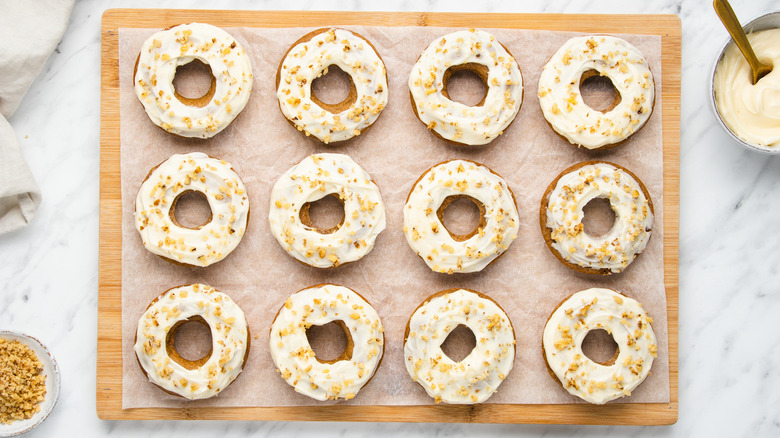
[0,331,60,437]
[709,11,780,154]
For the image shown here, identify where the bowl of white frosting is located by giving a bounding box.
[711,11,780,153]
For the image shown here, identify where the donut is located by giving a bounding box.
[537,35,654,149]
[269,284,384,401]
[135,152,250,267]
[269,153,386,268]
[404,288,515,404]
[540,161,653,275]
[133,23,253,138]
[542,288,657,404]
[408,29,523,146]
[403,159,519,274]
[134,283,250,400]
[275,28,388,144]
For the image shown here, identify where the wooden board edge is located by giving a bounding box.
[97,10,681,424]
[95,402,679,424]
[97,10,124,420]
[660,19,681,426]
[101,9,681,33]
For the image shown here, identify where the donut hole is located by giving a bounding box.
[166,316,213,370]
[172,59,217,107]
[311,65,357,111]
[442,63,489,107]
[300,194,346,234]
[437,195,487,242]
[440,324,477,363]
[581,197,617,237]
[581,329,619,366]
[579,69,622,113]
[170,190,213,230]
[306,320,354,364]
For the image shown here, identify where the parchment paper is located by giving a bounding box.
[119,25,668,408]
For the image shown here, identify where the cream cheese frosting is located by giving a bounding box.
[543,161,653,274]
[404,289,515,404]
[542,288,657,404]
[268,153,386,268]
[134,284,250,400]
[403,160,519,274]
[276,28,388,143]
[135,152,250,267]
[408,29,523,145]
[714,28,780,149]
[134,23,253,138]
[538,35,654,149]
[269,284,384,401]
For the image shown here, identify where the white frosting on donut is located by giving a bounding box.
[404,289,515,404]
[543,288,657,404]
[269,154,386,268]
[403,160,519,274]
[538,35,654,149]
[134,23,253,138]
[269,284,384,401]
[134,284,249,400]
[276,28,388,143]
[544,162,653,274]
[135,152,250,267]
[408,29,523,145]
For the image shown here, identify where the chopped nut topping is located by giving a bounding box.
[0,339,47,424]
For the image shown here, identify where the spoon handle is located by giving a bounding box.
[713,0,762,66]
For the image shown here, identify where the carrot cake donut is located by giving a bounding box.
[408,29,523,146]
[269,153,386,268]
[134,283,250,400]
[404,288,515,404]
[403,159,519,273]
[276,28,388,143]
[538,35,654,149]
[135,152,250,267]
[542,287,657,404]
[269,284,384,401]
[134,23,253,138]
[540,161,653,275]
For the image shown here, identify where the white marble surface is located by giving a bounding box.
[1,0,779,436]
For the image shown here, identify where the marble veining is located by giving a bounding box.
[1,0,779,436]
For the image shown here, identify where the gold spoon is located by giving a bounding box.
[714,0,772,85]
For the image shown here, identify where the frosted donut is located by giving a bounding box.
[408,29,523,146]
[269,284,385,401]
[275,28,388,144]
[542,288,657,404]
[135,152,250,267]
[134,23,253,138]
[269,154,386,268]
[404,289,515,404]
[540,161,653,275]
[134,283,250,400]
[403,160,519,274]
[538,35,654,149]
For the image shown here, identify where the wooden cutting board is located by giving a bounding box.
[98,9,679,424]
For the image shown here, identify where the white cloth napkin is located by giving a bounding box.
[0,0,74,234]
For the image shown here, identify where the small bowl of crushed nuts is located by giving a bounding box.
[0,330,60,437]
